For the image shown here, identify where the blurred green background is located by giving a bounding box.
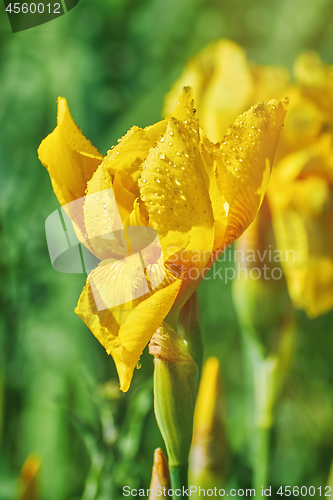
[1,0,333,498]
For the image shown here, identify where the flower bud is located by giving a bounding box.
[189,358,229,490]
[149,323,198,469]
[18,455,41,500]
[149,448,172,499]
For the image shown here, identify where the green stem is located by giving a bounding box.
[253,426,270,494]
[170,464,189,499]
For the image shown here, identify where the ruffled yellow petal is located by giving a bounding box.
[75,266,181,392]
[214,98,289,249]
[37,97,104,206]
[113,171,136,221]
[139,88,215,265]
[144,119,168,143]
[83,162,127,261]
[163,40,254,143]
[103,126,153,196]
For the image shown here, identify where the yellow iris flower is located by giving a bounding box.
[38,87,287,391]
[165,40,333,318]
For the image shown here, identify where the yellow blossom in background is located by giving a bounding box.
[165,40,333,317]
[38,87,287,391]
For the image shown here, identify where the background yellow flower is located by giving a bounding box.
[165,39,333,317]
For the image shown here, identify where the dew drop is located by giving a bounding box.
[175,179,181,186]
[160,137,165,143]
[155,178,161,184]
[169,131,174,136]
[174,188,178,193]
[160,153,166,160]
[169,142,173,146]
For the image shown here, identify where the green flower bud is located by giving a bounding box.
[149,322,198,469]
